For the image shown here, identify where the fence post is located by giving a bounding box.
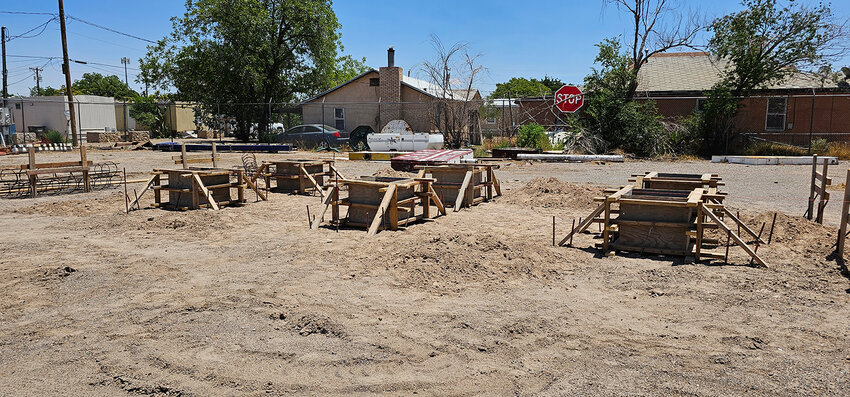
[837,169,850,260]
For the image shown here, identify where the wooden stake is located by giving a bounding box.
[306,205,312,227]
[569,218,575,246]
[767,212,777,244]
[552,216,556,246]
[724,230,731,264]
[123,168,129,214]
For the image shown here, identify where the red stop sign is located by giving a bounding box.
[554,85,583,113]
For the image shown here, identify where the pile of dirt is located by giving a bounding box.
[503,177,604,209]
[14,198,119,217]
[371,168,415,179]
[370,231,570,290]
[269,311,345,338]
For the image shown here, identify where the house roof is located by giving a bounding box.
[302,69,480,103]
[635,51,839,93]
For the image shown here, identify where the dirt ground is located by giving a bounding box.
[0,145,848,396]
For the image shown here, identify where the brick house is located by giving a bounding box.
[301,47,481,138]
[634,52,850,144]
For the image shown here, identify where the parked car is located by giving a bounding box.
[275,124,349,147]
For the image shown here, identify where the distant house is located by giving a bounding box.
[634,52,850,144]
[7,95,117,142]
[301,47,481,140]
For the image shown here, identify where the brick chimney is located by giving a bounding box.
[379,46,402,127]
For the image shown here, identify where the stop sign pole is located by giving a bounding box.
[554,85,584,113]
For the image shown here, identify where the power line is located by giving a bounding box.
[66,15,156,44]
[0,11,56,16]
[6,17,57,41]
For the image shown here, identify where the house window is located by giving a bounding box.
[766,97,787,131]
[15,103,21,110]
[486,117,497,124]
[696,98,707,113]
[334,108,345,130]
[369,78,380,87]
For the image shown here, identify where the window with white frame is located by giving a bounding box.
[334,108,345,130]
[765,97,787,131]
[485,116,497,124]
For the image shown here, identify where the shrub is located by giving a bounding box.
[810,138,828,153]
[43,130,67,143]
[517,123,551,150]
[825,142,850,160]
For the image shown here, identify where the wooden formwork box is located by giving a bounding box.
[630,172,723,191]
[559,185,767,267]
[417,164,502,211]
[257,159,345,197]
[128,167,267,211]
[310,176,446,235]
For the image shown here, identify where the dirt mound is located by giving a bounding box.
[503,177,604,209]
[14,198,120,217]
[269,311,345,338]
[371,167,415,179]
[736,210,833,246]
[371,232,569,290]
[40,266,77,281]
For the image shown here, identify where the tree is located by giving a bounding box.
[489,77,551,99]
[607,0,703,98]
[420,35,485,148]
[29,86,63,96]
[130,95,169,138]
[140,0,346,141]
[709,0,849,97]
[72,73,137,99]
[322,55,370,90]
[580,39,669,157]
[540,76,566,92]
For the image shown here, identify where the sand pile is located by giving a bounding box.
[14,197,120,217]
[371,168,415,179]
[504,177,604,209]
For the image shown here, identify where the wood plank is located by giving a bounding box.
[181,144,188,169]
[429,184,446,216]
[558,203,605,246]
[312,185,338,230]
[243,173,268,201]
[368,184,396,235]
[454,170,473,211]
[128,174,159,210]
[722,208,766,244]
[193,173,220,210]
[702,203,768,268]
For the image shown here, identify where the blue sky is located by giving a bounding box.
[2,0,849,96]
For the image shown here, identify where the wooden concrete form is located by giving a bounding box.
[837,169,850,260]
[128,167,267,211]
[311,176,446,235]
[806,154,831,224]
[257,159,345,198]
[173,143,220,169]
[559,182,767,267]
[416,164,502,211]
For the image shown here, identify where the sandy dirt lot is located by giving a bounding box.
[0,145,848,396]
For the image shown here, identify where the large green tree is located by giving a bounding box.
[140,0,346,141]
[72,73,137,99]
[489,77,552,99]
[29,86,63,96]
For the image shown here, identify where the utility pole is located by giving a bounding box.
[58,0,78,146]
[120,57,130,138]
[30,67,42,94]
[2,26,8,106]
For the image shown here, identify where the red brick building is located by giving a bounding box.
[634,52,850,144]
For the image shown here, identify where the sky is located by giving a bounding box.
[2,0,849,97]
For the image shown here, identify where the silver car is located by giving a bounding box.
[275,124,349,147]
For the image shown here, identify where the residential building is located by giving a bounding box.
[634,52,850,144]
[301,47,481,141]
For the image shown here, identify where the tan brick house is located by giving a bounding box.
[301,48,481,137]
